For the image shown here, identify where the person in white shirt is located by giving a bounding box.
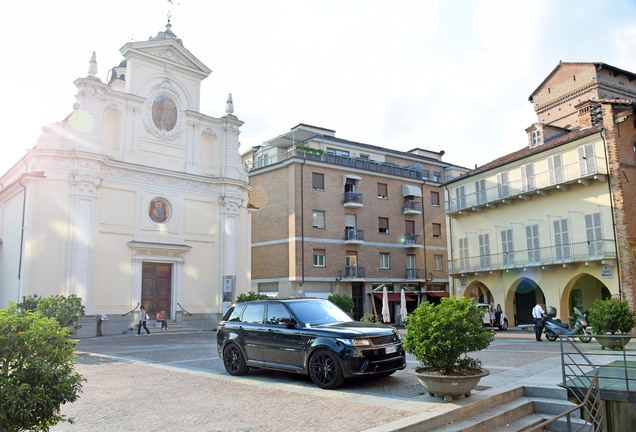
[137,305,151,336]
[531,303,546,341]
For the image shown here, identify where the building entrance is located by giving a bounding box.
[142,262,172,318]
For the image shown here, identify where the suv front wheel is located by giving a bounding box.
[223,344,250,375]
[309,348,344,389]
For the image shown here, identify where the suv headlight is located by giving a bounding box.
[337,338,371,347]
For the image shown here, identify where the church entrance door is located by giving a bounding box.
[142,262,172,318]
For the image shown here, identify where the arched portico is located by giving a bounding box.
[561,273,612,318]
[506,277,545,325]
[462,282,494,304]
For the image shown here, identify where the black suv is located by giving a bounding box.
[216,298,406,389]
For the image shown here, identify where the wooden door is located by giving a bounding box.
[142,262,172,318]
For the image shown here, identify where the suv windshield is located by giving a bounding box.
[287,300,352,326]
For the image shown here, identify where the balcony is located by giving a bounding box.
[406,268,422,280]
[448,239,617,275]
[446,156,608,215]
[343,191,364,207]
[344,228,364,244]
[403,234,423,248]
[403,200,422,214]
[247,146,460,182]
[344,266,365,279]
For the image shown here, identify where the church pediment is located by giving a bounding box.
[120,23,211,80]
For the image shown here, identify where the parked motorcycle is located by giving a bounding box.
[542,306,592,343]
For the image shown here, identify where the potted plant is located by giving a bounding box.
[587,298,635,350]
[403,297,494,402]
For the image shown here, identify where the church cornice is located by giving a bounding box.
[127,240,191,258]
[27,150,250,201]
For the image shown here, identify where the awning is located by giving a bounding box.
[425,291,449,298]
[343,174,362,185]
[402,184,422,197]
[373,293,416,301]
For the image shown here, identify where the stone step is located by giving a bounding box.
[423,384,593,432]
[399,385,523,431]
[532,396,581,418]
[491,413,545,432]
[540,413,594,432]
[124,320,201,335]
[428,397,535,432]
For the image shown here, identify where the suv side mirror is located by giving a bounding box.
[278,317,297,328]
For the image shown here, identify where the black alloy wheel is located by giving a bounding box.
[546,332,558,342]
[309,349,344,389]
[499,319,509,331]
[223,344,250,375]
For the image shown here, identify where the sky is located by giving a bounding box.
[3,0,636,175]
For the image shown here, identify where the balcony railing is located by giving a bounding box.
[404,233,422,247]
[344,228,364,242]
[344,266,365,278]
[446,156,608,213]
[406,268,421,279]
[343,191,364,206]
[448,239,616,274]
[403,200,422,214]
[247,146,458,182]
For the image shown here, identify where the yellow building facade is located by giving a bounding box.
[445,62,636,323]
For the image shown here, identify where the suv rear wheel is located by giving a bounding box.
[223,344,250,375]
[309,348,344,389]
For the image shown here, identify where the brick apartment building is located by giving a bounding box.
[243,124,468,322]
[443,62,636,322]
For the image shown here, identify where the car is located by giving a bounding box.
[477,303,509,330]
[216,297,406,389]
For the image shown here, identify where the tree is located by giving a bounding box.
[18,294,85,334]
[327,294,354,315]
[236,291,270,303]
[0,303,84,431]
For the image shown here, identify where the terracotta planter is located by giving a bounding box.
[595,335,632,350]
[411,367,490,402]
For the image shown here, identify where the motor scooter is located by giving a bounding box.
[542,306,592,343]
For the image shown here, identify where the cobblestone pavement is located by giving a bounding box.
[50,329,566,432]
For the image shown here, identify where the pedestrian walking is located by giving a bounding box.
[156,310,168,331]
[532,303,545,341]
[137,305,151,335]
[489,303,495,330]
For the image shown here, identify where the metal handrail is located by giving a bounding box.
[527,371,602,432]
[121,303,139,317]
[177,302,192,316]
[526,335,608,431]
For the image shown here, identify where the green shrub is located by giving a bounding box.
[587,298,636,335]
[359,312,377,323]
[0,303,84,431]
[236,291,270,303]
[328,294,354,315]
[403,297,494,375]
[17,294,41,312]
[19,294,85,334]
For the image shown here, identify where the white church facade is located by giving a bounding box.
[0,22,252,336]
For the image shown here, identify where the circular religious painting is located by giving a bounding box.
[151,94,178,132]
[148,197,171,224]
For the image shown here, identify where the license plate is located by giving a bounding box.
[385,345,397,354]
